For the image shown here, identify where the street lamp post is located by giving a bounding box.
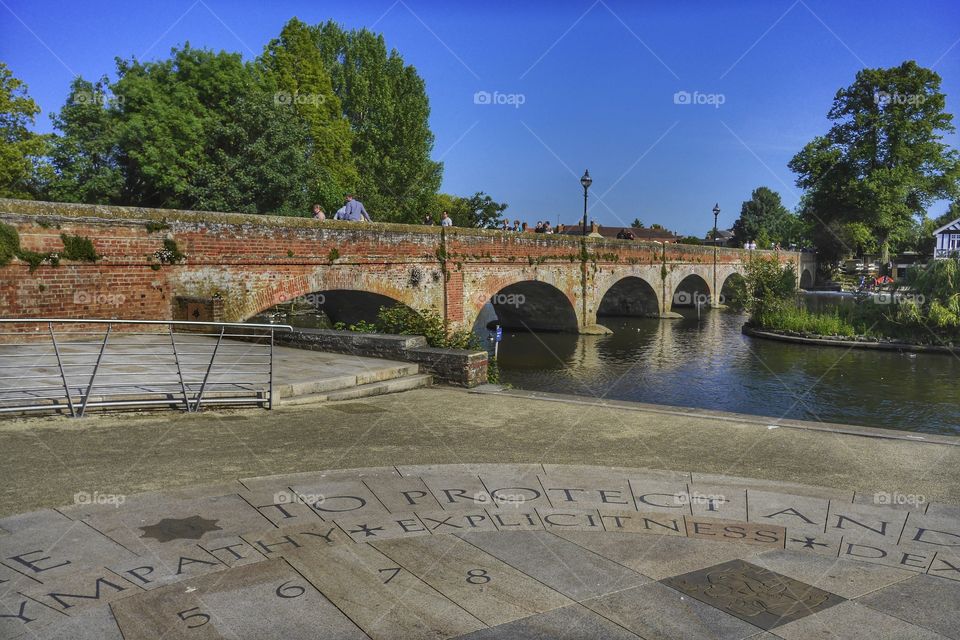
[712,203,720,307]
[580,170,592,235]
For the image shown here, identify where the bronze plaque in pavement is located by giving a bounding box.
[662,559,845,630]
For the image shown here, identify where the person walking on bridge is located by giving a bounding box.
[334,194,371,221]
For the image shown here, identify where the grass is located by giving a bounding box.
[758,306,860,337]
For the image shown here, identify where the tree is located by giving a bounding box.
[259,18,357,214]
[434,191,507,228]
[631,218,644,228]
[0,63,48,199]
[789,61,960,263]
[314,22,442,223]
[47,76,123,204]
[732,187,799,248]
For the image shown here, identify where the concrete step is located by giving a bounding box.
[279,373,432,406]
[275,363,420,398]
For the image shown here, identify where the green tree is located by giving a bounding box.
[631,218,644,228]
[315,21,442,223]
[434,191,507,228]
[259,18,357,214]
[789,61,960,263]
[0,63,49,199]
[47,77,123,204]
[732,187,799,247]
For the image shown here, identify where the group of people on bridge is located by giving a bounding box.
[311,195,371,222]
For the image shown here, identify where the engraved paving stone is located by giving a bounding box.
[662,559,846,630]
[111,558,366,640]
[285,539,484,639]
[371,535,573,627]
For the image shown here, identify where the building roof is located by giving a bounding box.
[933,216,960,235]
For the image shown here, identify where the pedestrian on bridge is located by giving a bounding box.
[334,194,371,221]
[440,211,453,227]
[311,204,325,221]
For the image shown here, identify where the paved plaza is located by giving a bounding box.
[1,462,958,639]
[1,388,958,639]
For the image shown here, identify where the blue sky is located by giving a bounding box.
[2,0,958,235]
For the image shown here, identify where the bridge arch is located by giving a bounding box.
[256,289,418,327]
[476,280,579,332]
[597,276,661,317]
[228,266,442,324]
[670,273,711,310]
[720,272,747,307]
[800,268,814,289]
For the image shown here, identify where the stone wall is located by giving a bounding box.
[272,328,488,387]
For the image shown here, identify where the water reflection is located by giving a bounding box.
[495,309,959,435]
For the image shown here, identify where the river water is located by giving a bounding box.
[493,309,959,435]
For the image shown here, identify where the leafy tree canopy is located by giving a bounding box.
[0,63,49,199]
[789,61,960,263]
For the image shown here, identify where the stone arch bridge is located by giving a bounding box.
[0,200,813,333]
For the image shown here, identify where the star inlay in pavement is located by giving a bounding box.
[139,515,223,543]
[349,523,385,538]
[792,536,829,549]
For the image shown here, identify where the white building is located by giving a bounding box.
[933,216,960,259]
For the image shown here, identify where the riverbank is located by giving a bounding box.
[743,324,959,355]
[1,386,957,516]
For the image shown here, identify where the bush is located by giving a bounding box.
[742,255,797,322]
[60,233,99,262]
[377,305,480,349]
[0,222,20,266]
[334,305,482,350]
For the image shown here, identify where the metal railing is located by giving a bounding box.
[0,319,292,417]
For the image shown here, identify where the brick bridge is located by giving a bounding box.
[0,199,814,333]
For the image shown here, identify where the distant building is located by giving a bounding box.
[703,229,735,247]
[556,222,680,243]
[933,215,960,259]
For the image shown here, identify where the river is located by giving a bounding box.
[493,308,959,435]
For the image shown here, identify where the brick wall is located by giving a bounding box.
[0,198,804,332]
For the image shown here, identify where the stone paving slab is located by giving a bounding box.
[1,463,958,639]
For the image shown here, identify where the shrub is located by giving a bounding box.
[60,233,99,262]
[742,255,797,322]
[0,222,20,266]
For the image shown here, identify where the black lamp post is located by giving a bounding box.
[712,203,720,306]
[712,203,720,245]
[580,170,592,235]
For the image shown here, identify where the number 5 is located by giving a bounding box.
[177,607,210,628]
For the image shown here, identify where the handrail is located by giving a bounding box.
[0,318,292,329]
[0,319,292,417]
